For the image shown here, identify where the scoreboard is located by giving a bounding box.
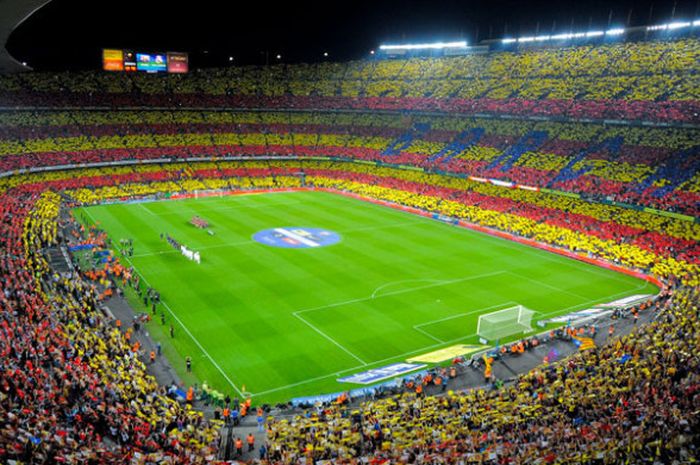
[103,49,188,73]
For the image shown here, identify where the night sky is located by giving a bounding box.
[6,0,698,70]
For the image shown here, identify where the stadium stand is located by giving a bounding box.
[0,188,223,464]
[0,108,697,215]
[0,37,699,120]
[0,36,698,464]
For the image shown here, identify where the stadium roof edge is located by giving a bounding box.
[0,0,53,74]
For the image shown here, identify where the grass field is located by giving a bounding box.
[76,190,658,404]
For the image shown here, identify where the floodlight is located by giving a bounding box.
[606,28,625,35]
[378,41,467,51]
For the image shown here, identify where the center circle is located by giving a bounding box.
[253,227,341,248]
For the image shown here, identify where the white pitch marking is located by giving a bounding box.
[124,256,246,396]
[131,239,255,258]
[256,285,654,398]
[360,203,642,287]
[292,312,368,366]
[413,325,445,343]
[294,271,507,316]
[83,203,246,397]
[370,279,446,299]
[80,195,658,399]
[137,202,156,216]
[132,219,425,259]
[506,271,593,301]
[414,301,517,330]
[412,301,516,343]
[151,199,302,216]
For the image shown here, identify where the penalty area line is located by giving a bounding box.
[257,289,641,398]
[414,301,517,329]
[251,291,629,397]
[371,278,446,299]
[412,326,445,343]
[412,300,517,342]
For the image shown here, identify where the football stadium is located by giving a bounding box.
[0,0,699,463]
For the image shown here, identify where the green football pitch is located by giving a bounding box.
[76,190,658,404]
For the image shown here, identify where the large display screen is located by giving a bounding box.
[102,49,124,71]
[136,53,168,72]
[167,52,189,73]
[103,49,188,73]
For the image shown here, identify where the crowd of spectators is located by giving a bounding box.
[2,159,694,280]
[0,188,223,464]
[4,159,695,286]
[0,109,697,215]
[0,37,699,121]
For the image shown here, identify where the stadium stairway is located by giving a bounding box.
[45,246,73,274]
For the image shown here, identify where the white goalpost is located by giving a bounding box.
[477,305,536,342]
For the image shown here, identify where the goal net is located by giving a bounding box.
[477,305,535,342]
